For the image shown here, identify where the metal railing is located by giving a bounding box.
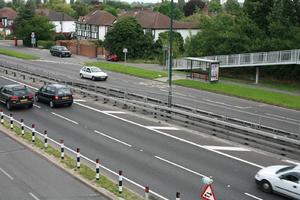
[174,49,300,69]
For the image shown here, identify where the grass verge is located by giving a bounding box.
[173,79,300,110]
[0,48,39,60]
[3,121,143,200]
[86,62,167,79]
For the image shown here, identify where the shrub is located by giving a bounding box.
[37,40,55,49]
[54,34,65,41]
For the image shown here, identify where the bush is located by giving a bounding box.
[5,34,15,40]
[54,34,65,41]
[37,40,55,49]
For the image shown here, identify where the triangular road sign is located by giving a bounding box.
[200,184,216,200]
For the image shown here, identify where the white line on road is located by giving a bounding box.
[146,126,180,130]
[51,112,79,125]
[282,159,300,165]
[204,99,252,109]
[94,130,132,147]
[102,111,126,114]
[33,104,41,108]
[0,167,14,180]
[74,99,86,102]
[244,193,263,200]
[29,192,40,200]
[265,113,300,123]
[155,156,209,178]
[203,146,250,151]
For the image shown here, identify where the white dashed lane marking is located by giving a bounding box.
[203,146,250,151]
[0,167,14,180]
[94,130,132,147]
[244,193,263,200]
[29,192,40,200]
[51,112,79,125]
[102,111,126,114]
[146,126,180,130]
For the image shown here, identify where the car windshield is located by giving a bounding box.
[276,166,296,174]
[58,46,68,51]
[90,68,102,72]
[57,88,72,96]
[12,87,30,96]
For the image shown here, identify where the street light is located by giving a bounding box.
[168,0,174,107]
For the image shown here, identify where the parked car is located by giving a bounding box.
[0,84,34,110]
[255,165,300,199]
[106,54,118,62]
[50,45,71,57]
[35,84,73,108]
[80,66,108,81]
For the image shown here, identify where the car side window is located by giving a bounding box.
[3,88,12,95]
[86,68,91,73]
[281,173,299,183]
[46,86,55,95]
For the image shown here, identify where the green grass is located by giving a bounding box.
[0,48,39,60]
[4,120,143,200]
[86,62,167,79]
[173,79,300,110]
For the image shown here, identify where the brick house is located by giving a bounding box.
[36,9,76,34]
[0,7,17,36]
[75,10,116,41]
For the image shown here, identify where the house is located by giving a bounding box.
[0,7,17,36]
[75,10,116,41]
[122,10,199,41]
[36,9,76,34]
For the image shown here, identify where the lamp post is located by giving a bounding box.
[168,0,174,107]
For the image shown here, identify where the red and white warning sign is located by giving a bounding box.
[200,184,216,200]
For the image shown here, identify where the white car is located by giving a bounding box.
[80,66,108,81]
[255,165,300,199]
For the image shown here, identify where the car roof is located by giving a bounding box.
[46,83,70,88]
[3,84,26,89]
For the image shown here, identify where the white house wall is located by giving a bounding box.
[98,26,108,41]
[145,29,200,42]
[52,21,75,33]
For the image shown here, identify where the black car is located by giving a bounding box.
[0,84,34,110]
[35,84,73,108]
[50,46,71,57]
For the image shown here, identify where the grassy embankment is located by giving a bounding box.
[86,61,300,110]
[2,120,143,200]
[0,48,39,60]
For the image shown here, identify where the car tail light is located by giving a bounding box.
[54,95,59,100]
[10,96,19,101]
[28,94,33,99]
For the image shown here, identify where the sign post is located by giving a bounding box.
[123,48,128,64]
[31,32,36,48]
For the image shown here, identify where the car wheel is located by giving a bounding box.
[260,180,273,193]
[49,101,54,108]
[80,73,83,78]
[6,101,12,110]
[103,77,107,81]
[92,76,96,81]
[68,103,73,107]
[28,103,33,108]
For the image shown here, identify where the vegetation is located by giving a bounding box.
[173,79,300,110]
[0,48,39,59]
[85,62,167,79]
[37,40,55,49]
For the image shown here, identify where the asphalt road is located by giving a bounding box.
[0,42,299,136]
[0,131,109,200]
[0,76,296,200]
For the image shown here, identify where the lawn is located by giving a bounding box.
[0,48,39,60]
[173,79,300,110]
[86,62,167,79]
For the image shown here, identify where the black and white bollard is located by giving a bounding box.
[10,114,13,130]
[76,148,80,169]
[176,192,180,200]
[21,119,24,136]
[44,130,48,149]
[60,140,64,160]
[95,158,100,181]
[0,109,3,124]
[31,124,35,142]
[145,185,149,200]
[118,170,123,194]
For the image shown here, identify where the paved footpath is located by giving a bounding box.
[0,131,109,200]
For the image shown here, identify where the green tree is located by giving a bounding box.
[45,0,76,17]
[183,0,205,17]
[154,1,183,20]
[224,0,241,15]
[156,31,184,58]
[104,16,154,59]
[0,0,6,8]
[208,0,222,14]
[178,0,185,12]
[71,1,91,18]
[103,5,118,16]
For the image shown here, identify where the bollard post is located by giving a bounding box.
[60,140,64,160]
[10,114,13,130]
[95,158,100,181]
[0,109,3,124]
[176,192,180,200]
[21,119,24,136]
[31,124,35,142]
[118,170,123,193]
[44,130,48,149]
[76,148,80,169]
[145,185,149,200]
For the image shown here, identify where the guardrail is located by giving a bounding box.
[0,63,299,160]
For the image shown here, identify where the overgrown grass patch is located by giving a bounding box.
[173,79,300,110]
[0,48,39,60]
[86,62,167,79]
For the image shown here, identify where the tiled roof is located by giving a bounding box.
[121,10,197,29]
[36,9,75,21]
[78,10,116,26]
[0,7,17,20]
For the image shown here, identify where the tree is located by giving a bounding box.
[103,5,118,16]
[224,0,241,15]
[183,0,205,17]
[178,0,185,12]
[156,31,184,58]
[208,0,222,14]
[104,16,154,59]
[154,1,183,20]
[45,0,76,17]
[71,1,91,18]
[0,0,6,8]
